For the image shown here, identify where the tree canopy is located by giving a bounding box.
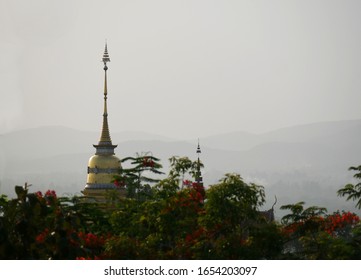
[0,156,360,259]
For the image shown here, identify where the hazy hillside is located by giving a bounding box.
[1,120,361,217]
[199,119,361,151]
[0,126,173,161]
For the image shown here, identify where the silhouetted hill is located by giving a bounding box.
[0,126,173,161]
[264,119,361,143]
[200,119,361,151]
[197,131,264,151]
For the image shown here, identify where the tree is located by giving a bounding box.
[114,153,163,201]
[204,173,265,231]
[337,165,361,209]
[0,184,109,259]
[194,173,283,259]
[168,156,203,189]
[280,202,327,225]
[280,201,328,258]
[279,202,361,259]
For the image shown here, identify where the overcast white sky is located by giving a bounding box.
[0,0,360,139]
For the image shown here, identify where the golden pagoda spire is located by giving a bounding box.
[98,43,113,146]
[83,43,123,202]
[92,43,117,155]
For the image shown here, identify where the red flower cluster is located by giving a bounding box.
[185,227,205,244]
[282,223,300,236]
[189,189,204,204]
[282,212,360,237]
[168,188,205,214]
[324,212,360,235]
[192,182,205,201]
[44,190,57,199]
[78,232,105,249]
[142,157,155,168]
[43,190,57,205]
[35,191,43,199]
[182,180,205,202]
[114,180,125,188]
[174,195,192,208]
[283,215,327,236]
[35,228,49,244]
[183,180,193,187]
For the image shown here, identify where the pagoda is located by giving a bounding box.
[82,44,125,202]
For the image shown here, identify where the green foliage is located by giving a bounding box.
[114,153,163,201]
[168,156,203,188]
[337,165,361,209]
[280,202,327,225]
[204,173,265,231]
[1,161,361,259]
[0,186,109,259]
[190,173,284,259]
[280,201,361,259]
[153,177,179,200]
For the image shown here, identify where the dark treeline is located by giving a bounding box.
[0,155,361,260]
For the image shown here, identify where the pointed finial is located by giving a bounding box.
[102,42,110,66]
[98,43,112,145]
[197,138,201,154]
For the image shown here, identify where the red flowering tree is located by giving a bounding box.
[113,153,163,201]
[4,160,361,260]
[105,178,206,259]
[0,184,111,259]
[323,211,360,236]
[280,202,361,259]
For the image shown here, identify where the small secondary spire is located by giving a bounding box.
[195,139,203,186]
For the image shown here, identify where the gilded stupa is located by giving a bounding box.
[83,44,124,201]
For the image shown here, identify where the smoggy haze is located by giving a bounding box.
[1,0,361,139]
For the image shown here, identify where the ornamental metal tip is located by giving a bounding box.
[197,139,201,154]
[102,43,110,64]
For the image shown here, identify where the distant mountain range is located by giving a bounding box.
[198,119,361,151]
[1,119,361,217]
